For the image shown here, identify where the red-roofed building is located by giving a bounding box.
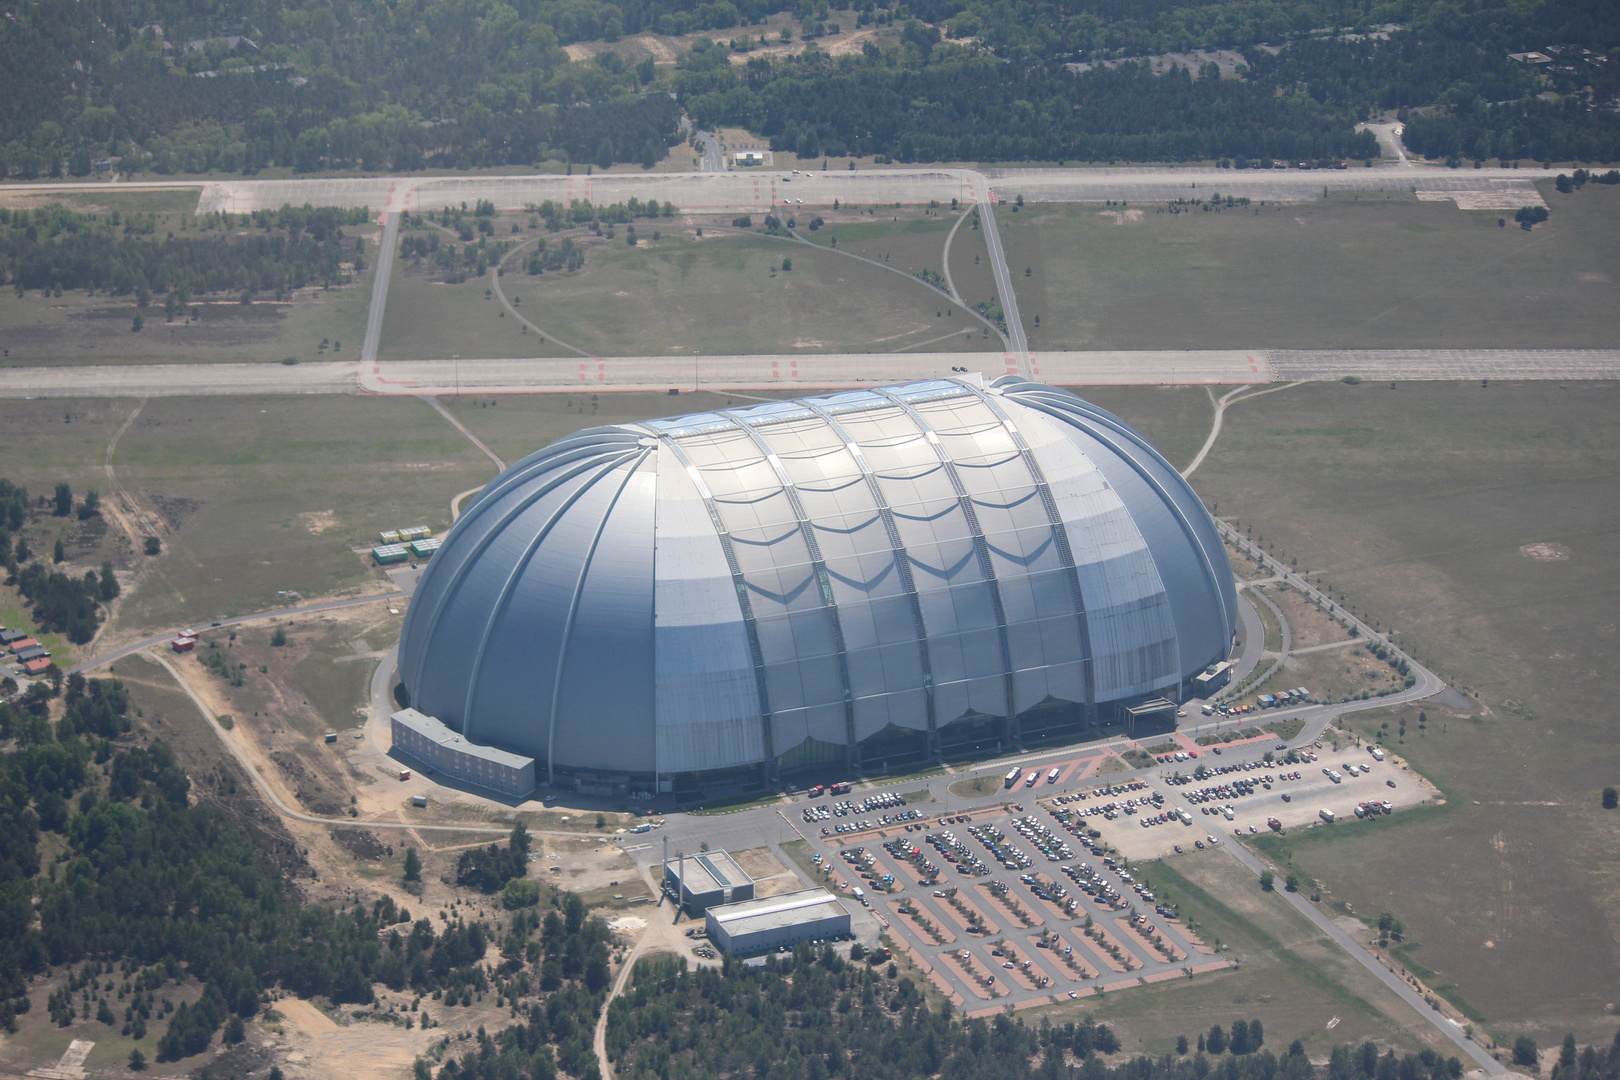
[22,657,51,675]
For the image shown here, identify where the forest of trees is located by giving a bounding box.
[0,672,613,1064]
[678,40,1379,163]
[2,0,1616,176]
[403,942,1590,1080]
[0,478,118,644]
[672,0,1620,165]
[1,204,371,300]
[0,0,686,177]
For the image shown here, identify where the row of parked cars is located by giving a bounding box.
[1050,780,1152,807]
[803,790,909,826]
[1010,814,1077,863]
[822,808,922,835]
[969,822,1034,870]
[922,829,990,876]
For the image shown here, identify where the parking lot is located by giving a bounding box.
[1077,743,1435,863]
[774,737,1435,1014]
[795,795,1232,1014]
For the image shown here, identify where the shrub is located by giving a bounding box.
[502,878,540,909]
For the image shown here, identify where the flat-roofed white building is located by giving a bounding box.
[664,850,754,914]
[705,888,851,956]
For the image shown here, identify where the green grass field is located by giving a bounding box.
[1116,379,1620,1044]
[1006,183,1620,350]
[0,186,205,217]
[72,395,498,633]
[796,207,1004,332]
[377,252,580,361]
[381,226,995,359]
[1026,850,1455,1057]
[1065,384,1224,472]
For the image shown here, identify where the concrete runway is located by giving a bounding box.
[3,161,1555,216]
[5,350,1618,399]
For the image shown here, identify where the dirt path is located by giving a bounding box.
[451,486,485,522]
[491,240,595,358]
[102,398,165,545]
[146,647,514,839]
[939,206,974,304]
[1182,381,1302,479]
[420,394,506,471]
[593,925,651,1080]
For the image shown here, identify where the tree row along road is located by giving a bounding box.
[1220,842,1505,1075]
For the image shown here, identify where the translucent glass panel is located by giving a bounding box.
[674,420,849,759]
[753,415,928,742]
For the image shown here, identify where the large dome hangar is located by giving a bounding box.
[396,377,1237,794]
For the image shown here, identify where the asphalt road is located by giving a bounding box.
[8,350,1620,400]
[359,205,404,369]
[976,197,1031,377]
[5,161,1555,217]
[695,129,726,172]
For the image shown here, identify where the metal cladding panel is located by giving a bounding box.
[1003,384,1236,681]
[1005,402,1175,696]
[397,380,1236,778]
[552,459,656,773]
[400,437,638,734]
[653,461,763,774]
[462,457,638,754]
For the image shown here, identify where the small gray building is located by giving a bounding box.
[663,850,754,915]
[1193,661,1232,697]
[706,889,851,956]
[390,708,536,798]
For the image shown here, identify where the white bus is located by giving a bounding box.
[1005,767,1022,788]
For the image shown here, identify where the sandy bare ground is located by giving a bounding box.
[268,998,437,1080]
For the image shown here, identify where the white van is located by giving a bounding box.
[1369,746,1386,761]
